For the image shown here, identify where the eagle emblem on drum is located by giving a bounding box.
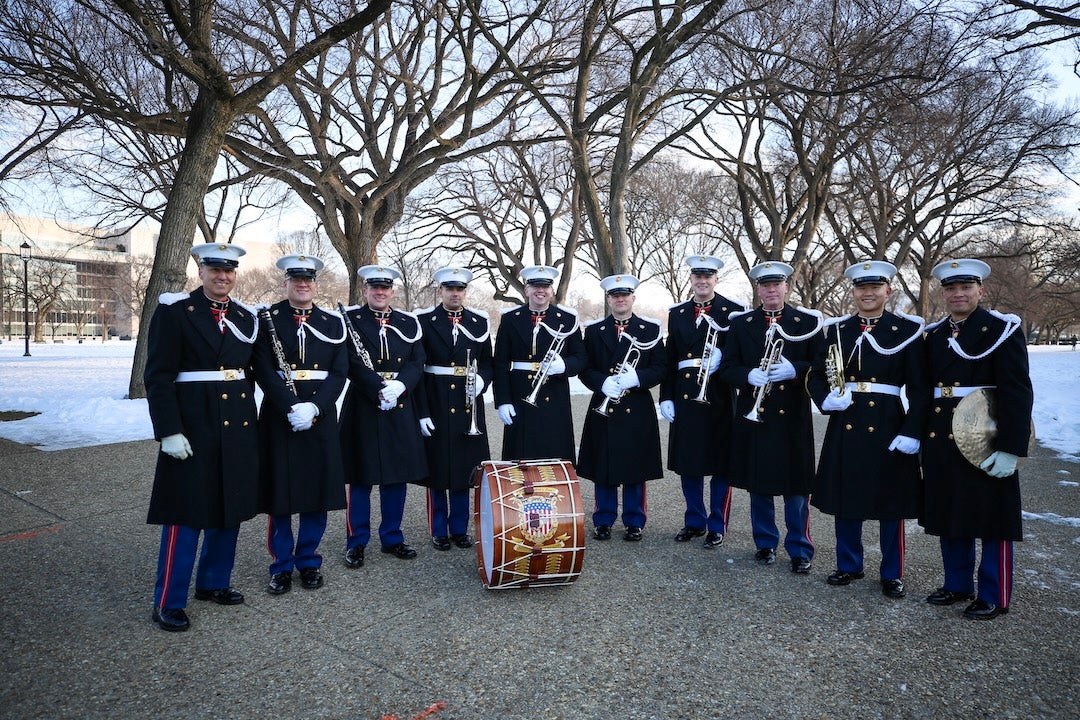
[512,489,561,545]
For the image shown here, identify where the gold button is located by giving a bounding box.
[398,403,404,409]
[868,401,875,408]
[868,426,874,432]
[848,376,855,381]
[937,382,943,387]
[243,421,249,427]
[929,431,936,438]
[779,384,785,391]
[241,393,247,399]
[625,408,630,414]
[948,433,954,440]
[451,408,456,414]
[219,365,225,371]
[683,394,689,400]
[684,373,692,379]
[221,393,228,400]
[313,364,319,369]
[845,424,853,430]
[450,384,456,390]
[223,420,230,427]
[291,363,297,369]
[935,406,941,413]
[953,381,960,386]
[779,409,785,415]
[870,377,877,382]
[686,353,693,358]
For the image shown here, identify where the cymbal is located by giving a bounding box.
[951,389,1035,470]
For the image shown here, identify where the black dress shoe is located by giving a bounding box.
[593,525,612,540]
[299,567,323,590]
[791,557,812,574]
[431,535,452,551]
[703,532,724,548]
[881,578,906,598]
[381,542,418,559]
[754,548,777,565]
[963,599,1009,620]
[343,546,365,568]
[674,526,706,542]
[194,587,244,605]
[925,587,975,606]
[623,526,642,542]
[267,572,292,595]
[451,533,474,549]
[152,607,190,632]
[827,570,865,586]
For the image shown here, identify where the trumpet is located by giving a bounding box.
[464,349,482,436]
[594,337,642,417]
[691,322,721,404]
[824,332,848,398]
[523,324,566,407]
[744,328,785,423]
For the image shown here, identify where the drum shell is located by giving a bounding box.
[472,459,586,589]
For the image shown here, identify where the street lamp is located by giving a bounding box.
[19,241,31,357]
[100,303,106,344]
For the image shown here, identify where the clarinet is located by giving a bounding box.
[259,308,297,397]
[337,303,377,372]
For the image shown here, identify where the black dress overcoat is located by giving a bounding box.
[577,314,667,486]
[919,306,1032,541]
[339,305,428,486]
[807,311,927,520]
[492,305,587,462]
[659,294,745,477]
[718,305,824,496]
[252,300,348,515]
[413,305,494,491]
[145,290,260,528]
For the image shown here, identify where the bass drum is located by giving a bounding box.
[472,459,586,589]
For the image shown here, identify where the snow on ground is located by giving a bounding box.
[0,338,1078,459]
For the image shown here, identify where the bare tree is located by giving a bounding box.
[18,256,74,342]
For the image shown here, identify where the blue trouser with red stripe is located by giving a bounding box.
[154,525,240,610]
[267,512,327,575]
[939,537,1014,608]
[834,518,905,580]
[346,483,407,550]
[427,488,471,537]
[680,475,732,534]
[593,483,647,529]
[750,493,813,561]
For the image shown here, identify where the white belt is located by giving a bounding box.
[845,382,902,397]
[425,365,468,377]
[511,361,542,372]
[933,385,993,399]
[175,369,246,382]
[278,370,329,381]
[677,359,703,370]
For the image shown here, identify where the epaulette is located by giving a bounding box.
[728,308,753,321]
[584,316,606,328]
[987,308,1022,325]
[467,307,490,320]
[412,305,436,316]
[892,309,925,326]
[925,316,949,331]
[668,299,690,311]
[556,304,578,315]
[824,314,851,327]
[500,305,522,315]
[252,302,271,312]
[158,291,189,306]
[636,314,663,328]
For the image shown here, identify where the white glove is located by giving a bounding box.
[707,348,723,375]
[888,434,920,455]
[379,398,395,411]
[767,355,796,382]
[474,375,486,395]
[498,404,516,426]
[419,417,435,437]
[379,379,406,406]
[617,366,640,389]
[161,433,193,460]
[601,376,622,399]
[747,368,769,388]
[659,400,676,423]
[543,353,566,376]
[980,451,1019,478]
[821,389,853,413]
[288,402,319,432]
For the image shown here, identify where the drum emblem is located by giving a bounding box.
[512,489,561,544]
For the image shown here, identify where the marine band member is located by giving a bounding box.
[807,260,927,599]
[920,259,1033,620]
[340,264,428,567]
[659,254,745,547]
[577,274,667,541]
[252,254,348,595]
[718,260,823,574]
[492,265,587,462]
[144,242,259,631]
[414,267,493,551]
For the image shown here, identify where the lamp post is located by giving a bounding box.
[100,303,106,343]
[19,241,31,357]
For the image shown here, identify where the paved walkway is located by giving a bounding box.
[1,403,1078,719]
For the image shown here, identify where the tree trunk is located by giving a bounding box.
[127,94,235,398]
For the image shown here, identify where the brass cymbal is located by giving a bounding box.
[951,389,1035,470]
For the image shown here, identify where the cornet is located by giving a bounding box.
[744,327,785,423]
[594,338,642,416]
[824,332,848,398]
[691,322,721,404]
[522,324,566,407]
[464,349,482,436]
